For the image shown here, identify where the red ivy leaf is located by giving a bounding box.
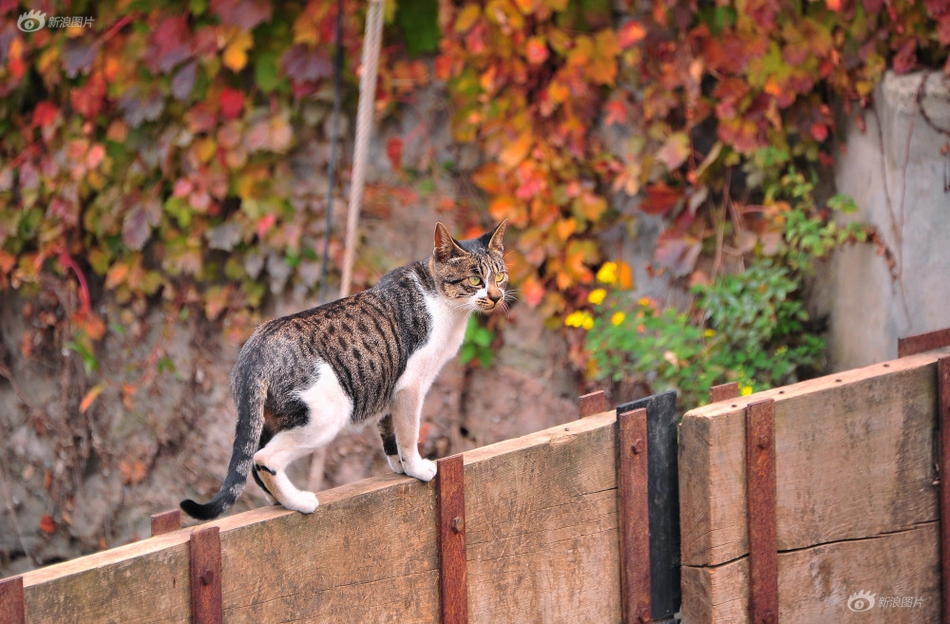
[40,514,56,535]
[892,39,917,74]
[282,45,333,84]
[70,73,106,118]
[32,101,59,127]
[219,88,245,120]
[211,0,273,31]
[146,16,192,74]
[638,183,683,215]
[525,37,549,65]
[386,136,403,170]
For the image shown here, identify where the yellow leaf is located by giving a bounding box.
[455,5,481,33]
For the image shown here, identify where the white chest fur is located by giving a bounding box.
[395,291,470,397]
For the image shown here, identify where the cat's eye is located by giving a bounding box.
[494,273,507,283]
[468,276,483,286]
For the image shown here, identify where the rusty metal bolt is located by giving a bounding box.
[761,609,775,624]
[632,438,643,455]
[757,434,770,450]
[199,569,214,586]
[451,516,464,534]
[637,605,651,622]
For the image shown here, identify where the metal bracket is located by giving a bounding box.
[189,526,223,624]
[746,399,778,624]
[617,407,651,623]
[436,454,468,624]
[0,575,24,624]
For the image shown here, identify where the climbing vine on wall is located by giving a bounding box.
[0,0,948,388]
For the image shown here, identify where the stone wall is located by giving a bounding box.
[830,71,950,371]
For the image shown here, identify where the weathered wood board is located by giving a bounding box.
[679,347,947,624]
[464,411,622,623]
[681,522,939,624]
[13,410,624,624]
[679,348,945,567]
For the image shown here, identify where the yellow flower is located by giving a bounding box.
[638,297,650,307]
[588,288,607,305]
[740,385,753,396]
[596,262,617,285]
[703,328,716,338]
[565,310,594,330]
[611,311,626,326]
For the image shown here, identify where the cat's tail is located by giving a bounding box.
[180,375,267,521]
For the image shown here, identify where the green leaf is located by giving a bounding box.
[255,51,282,94]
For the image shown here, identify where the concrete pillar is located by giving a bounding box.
[831,71,950,370]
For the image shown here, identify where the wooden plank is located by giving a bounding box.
[682,522,939,624]
[745,399,777,624]
[898,327,950,357]
[150,509,181,537]
[436,454,468,624]
[618,390,681,619]
[709,382,739,404]
[463,412,622,623]
[579,390,609,418]
[617,408,651,624]
[0,576,25,624]
[679,348,947,567]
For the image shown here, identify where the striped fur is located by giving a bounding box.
[180,221,508,520]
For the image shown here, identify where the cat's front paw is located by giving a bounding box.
[282,491,319,514]
[404,457,437,482]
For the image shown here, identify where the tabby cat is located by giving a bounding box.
[181,220,509,520]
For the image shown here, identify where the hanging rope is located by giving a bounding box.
[318,0,345,306]
[339,0,385,298]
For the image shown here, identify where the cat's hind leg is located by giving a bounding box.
[377,413,405,474]
[253,429,321,513]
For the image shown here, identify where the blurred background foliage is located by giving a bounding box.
[0,0,947,403]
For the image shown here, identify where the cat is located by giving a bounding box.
[180,220,509,520]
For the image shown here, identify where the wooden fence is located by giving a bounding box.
[2,332,950,623]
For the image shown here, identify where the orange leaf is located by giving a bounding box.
[40,514,56,535]
[522,276,546,307]
[498,131,533,169]
[79,383,105,414]
[618,20,647,48]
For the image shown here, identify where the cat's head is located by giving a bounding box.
[430,220,509,313]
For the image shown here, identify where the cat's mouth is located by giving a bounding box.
[476,299,501,311]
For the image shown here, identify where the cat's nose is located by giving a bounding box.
[488,289,502,303]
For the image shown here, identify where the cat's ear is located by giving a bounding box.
[434,222,467,263]
[485,219,508,255]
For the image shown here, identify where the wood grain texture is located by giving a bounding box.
[682,522,939,624]
[463,412,622,624]
[679,348,947,567]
